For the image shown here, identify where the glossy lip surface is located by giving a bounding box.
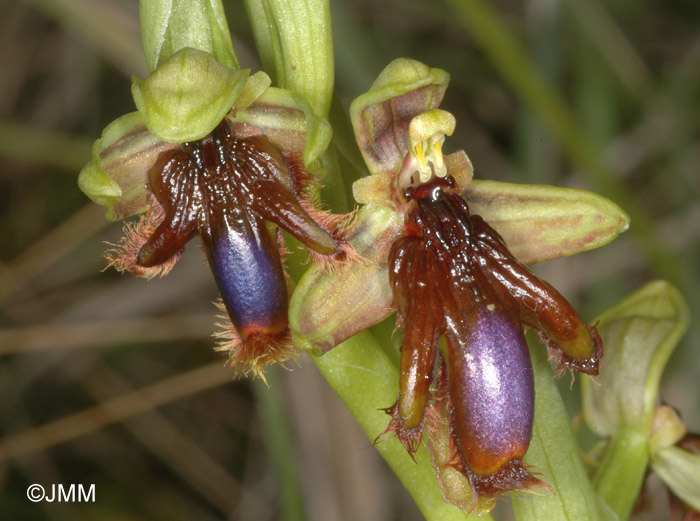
[387,175,601,499]
[136,121,342,363]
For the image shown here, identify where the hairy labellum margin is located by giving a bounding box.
[387,176,602,501]
[133,122,344,375]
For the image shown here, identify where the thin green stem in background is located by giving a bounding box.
[443,0,682,285]
[511,338,616,521]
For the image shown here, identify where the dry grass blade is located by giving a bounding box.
[0,362,233,462]
[81,363,247,514]
[0,204,107,303]
[0,314,215,354]
[23,0,145,76]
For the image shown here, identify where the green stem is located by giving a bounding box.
[253,368,306,521]
[593,427,649,521]
[311,331,492,521]
[243,0,334,117]
[512,340,614,521]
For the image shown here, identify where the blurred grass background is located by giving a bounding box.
[0,0,698,519]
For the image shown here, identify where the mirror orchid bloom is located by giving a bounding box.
[290,58,629,511]
[79,48,346,378]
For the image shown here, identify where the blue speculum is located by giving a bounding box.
[136,122,343,369]
[387,175,603,498]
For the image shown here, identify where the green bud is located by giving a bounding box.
[582,280,690,437]
[649,407,700,513]
[140,0,239,72]
[132,47,249,143]
[653,444,700,513]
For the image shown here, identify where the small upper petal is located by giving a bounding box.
[350,58,450,178]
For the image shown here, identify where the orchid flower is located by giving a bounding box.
[78,1,346,378]
[290,58,630,513]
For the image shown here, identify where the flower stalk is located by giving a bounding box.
[592,427,649,520]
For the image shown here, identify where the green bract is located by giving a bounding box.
[581,280,696,520]
[582,280,690,436]
[243,0,334,117]
[132,47,250,143]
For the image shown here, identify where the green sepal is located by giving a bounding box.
[464,180,630,265]
[78,159,121,218]
[229,86,332,175]
[350,58,450,177]
[582,280,690,437]
[139,0,239,72]
[77,112,177,221]
[132,47,249,143]
[289,204,402,354]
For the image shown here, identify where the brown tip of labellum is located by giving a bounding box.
[374,401,424,458]
[103,197,182,279]
[213,299,298,382]
[542,324,604,379]
[466,459,550,500]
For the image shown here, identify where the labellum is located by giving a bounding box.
[386,175,602,502]
[110,121,344,376]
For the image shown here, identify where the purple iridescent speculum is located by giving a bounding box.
[133,122,344,373]
[386,175,603,498]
